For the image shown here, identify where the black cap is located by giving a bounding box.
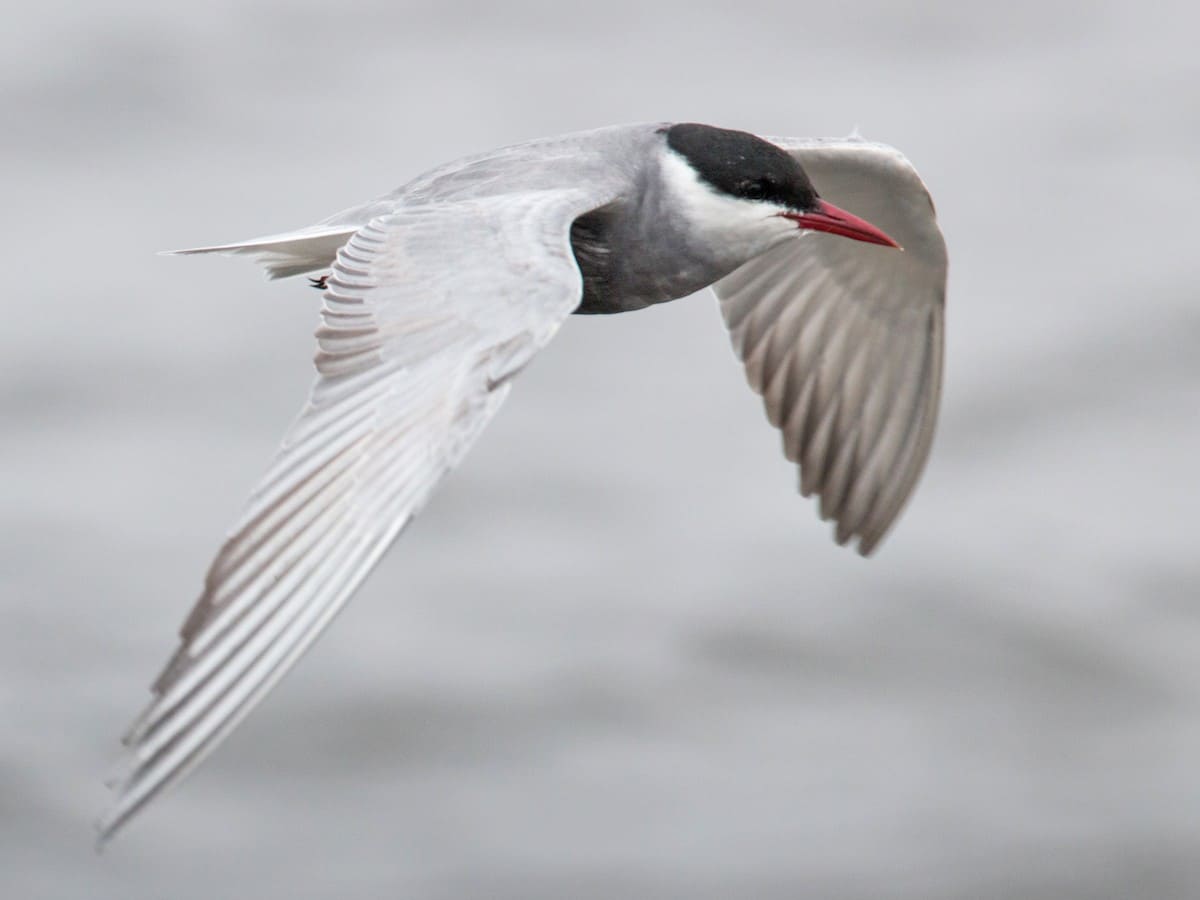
[665,123,819,211]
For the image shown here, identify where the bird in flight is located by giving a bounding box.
[99,122,948,843]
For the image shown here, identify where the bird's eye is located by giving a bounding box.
[740,179,770,201]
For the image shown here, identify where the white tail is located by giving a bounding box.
[163,226,359,280]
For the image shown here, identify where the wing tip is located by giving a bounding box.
[854,531,882,557]
[93,814,118,853]
[93,792,132,852]
[830,519,883,558]
[94,789,148,852]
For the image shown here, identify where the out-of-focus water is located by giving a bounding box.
[4,2,1199,897]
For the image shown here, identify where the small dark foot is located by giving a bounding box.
[308,275,329,290]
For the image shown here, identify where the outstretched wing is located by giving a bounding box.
[100,188,612,842]
[715,138,947,555]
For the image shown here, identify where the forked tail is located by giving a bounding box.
[163,226,359,280]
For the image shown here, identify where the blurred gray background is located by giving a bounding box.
[4,1,1199,897]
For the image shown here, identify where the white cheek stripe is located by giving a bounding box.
[657,151,796,258]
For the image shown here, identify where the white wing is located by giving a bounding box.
[715,138,947,555]
[100,188,612,842]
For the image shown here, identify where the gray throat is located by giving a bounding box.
[570,173,748,316]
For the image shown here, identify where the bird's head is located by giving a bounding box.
[660,123,900,257]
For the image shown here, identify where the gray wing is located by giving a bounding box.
[715,138,947,556]
[100,187,612,842]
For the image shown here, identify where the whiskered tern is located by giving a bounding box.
[100,122,948,842]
